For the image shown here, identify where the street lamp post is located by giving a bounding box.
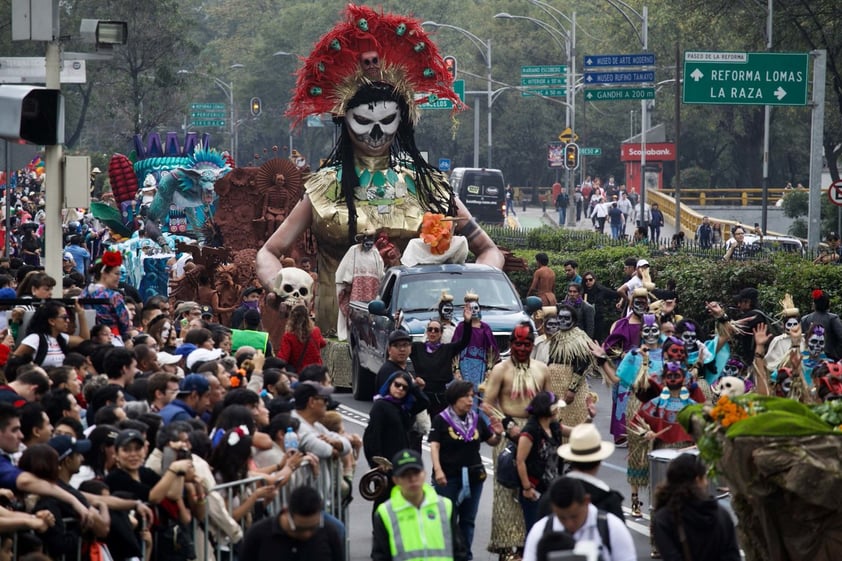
[273,51,297,155]
[496,10,578,224]
[421,21,493,168]
[596,0,649,228]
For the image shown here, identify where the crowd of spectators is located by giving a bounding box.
[0,259,353,561]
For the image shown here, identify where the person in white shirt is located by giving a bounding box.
[523,477,636,561]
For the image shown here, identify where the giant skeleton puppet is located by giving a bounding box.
[256,5,504,332]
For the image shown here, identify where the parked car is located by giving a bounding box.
[347,263,538,400]
[742,233,804,255]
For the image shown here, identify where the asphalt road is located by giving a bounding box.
[334,375,656,561]
[330,204,681,560]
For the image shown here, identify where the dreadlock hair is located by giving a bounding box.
[323,81,454,245]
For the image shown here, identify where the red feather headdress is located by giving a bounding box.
[286,4,464,127]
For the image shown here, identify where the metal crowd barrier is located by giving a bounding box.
[9,517,81,561]
[201,457,348,561]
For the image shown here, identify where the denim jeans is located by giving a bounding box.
[519,490,543,534]
[611,223,623,239]
[558,209,565,226]
[434,475,484,560]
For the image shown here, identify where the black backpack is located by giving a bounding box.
[542,509,611,556]
[33,332,68,366]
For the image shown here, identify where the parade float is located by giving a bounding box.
[679,394,842,561]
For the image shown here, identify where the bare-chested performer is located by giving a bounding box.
[482,322,550,560]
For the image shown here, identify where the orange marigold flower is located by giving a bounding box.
[420,212,453,255]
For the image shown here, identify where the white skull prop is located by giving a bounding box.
[712,376,746,399]
[345,101,400,158]
[271,267,314,307]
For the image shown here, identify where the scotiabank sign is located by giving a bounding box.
[620,143,676,162]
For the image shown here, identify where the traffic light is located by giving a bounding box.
[0,85,64,145]
[443,56,457,79]
[564,142,580,171]
[250,96,262,116]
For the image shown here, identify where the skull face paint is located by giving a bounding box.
[631,296,649,316]
[784,318,800,333]
[468,301,482,320]
[439,303,454,322]
[680,330,697,348]
[362,236,375,251]
[808,334,825,357]
[641,314,660,345]
[345,101,400,158]
[543,317,561,335]
[557,310,575,331]
[722,358,745,378]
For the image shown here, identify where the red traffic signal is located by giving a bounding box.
[564,143,580,171]
[443,56,457,79]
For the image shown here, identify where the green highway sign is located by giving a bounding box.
[682,51,809,105]
[521,65,566,75]
[190,102,226,111]
[522,88,566,98]
[580,147,602,156]
[521,76,566,87]
[190,119,226,127]
[420,79,464,109]
[191,111,226,119]
[584,87,655,101]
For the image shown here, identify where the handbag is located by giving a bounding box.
[495,440,520,489]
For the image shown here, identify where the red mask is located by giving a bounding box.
[511,325,534,362]
[664,362,685,389]
[664,341,687,362]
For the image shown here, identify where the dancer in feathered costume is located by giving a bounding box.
[545,303,600,428]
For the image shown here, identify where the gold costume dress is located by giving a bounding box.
[306,155,451,332]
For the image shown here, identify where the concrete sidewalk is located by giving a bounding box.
[505,203,677,241]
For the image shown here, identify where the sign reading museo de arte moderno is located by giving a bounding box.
[682,51,809,106]
[582,53,656,102]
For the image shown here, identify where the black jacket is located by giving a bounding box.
[652,498,740,561]
[363,390,429,468]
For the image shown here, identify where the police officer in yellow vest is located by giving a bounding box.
[373,449,468,561]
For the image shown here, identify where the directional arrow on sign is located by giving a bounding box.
[690,68,704,81]
[774,87,787,100]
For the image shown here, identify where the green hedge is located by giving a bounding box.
[492,228,842,326]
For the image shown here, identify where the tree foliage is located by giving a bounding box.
[2,0,841,211]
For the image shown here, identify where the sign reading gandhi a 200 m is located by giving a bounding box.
[683,51,809,106]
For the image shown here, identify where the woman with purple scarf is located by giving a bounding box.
[429,380,503,560]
